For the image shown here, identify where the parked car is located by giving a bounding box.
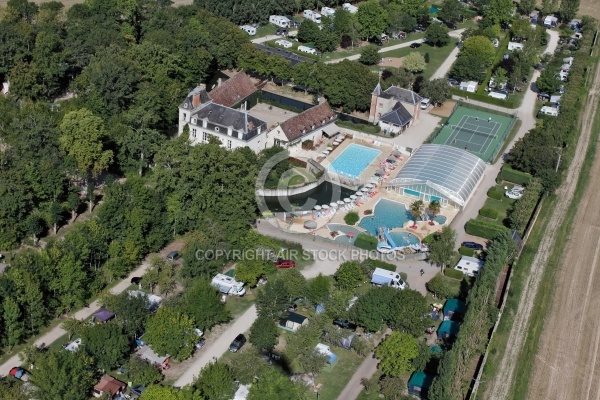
[229,334,246,352]
[420,98,431,109]
[9,367,29,381]
[461,242,484,251]
[505,187,525,199]
[166,251,180,261]
[370,37,383,46]
[274,259,296,268]
[333,318,357,331]
[448,78,459,86]
[131,276,142,285]
[410,42,421,48]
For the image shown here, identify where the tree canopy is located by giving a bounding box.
[375,332,420,376]
[144,306,197,361]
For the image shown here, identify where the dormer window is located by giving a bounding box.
[184,103,188,109]
[191,118,197,125]
[215,127,220,132]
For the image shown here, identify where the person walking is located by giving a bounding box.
[420,269,425,276]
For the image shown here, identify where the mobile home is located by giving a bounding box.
[507,41,524,51]
[321,7,335,17]
[240,25,256,36]
[298,45,318,55]
[540,106,559,116]
[303,10,322,24]
[454,256,483,277]
[269,15,291,28]
[342,3,358,13]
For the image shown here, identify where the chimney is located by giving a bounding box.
[192,94,200,108]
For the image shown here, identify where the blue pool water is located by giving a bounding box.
[389,231,421,247]
[433,215,447,225]
[358,199,412,235]
[329,144,381,179]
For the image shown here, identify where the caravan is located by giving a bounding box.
[321,7,336,17]
[269,15,291,28]
[454,256,483,277]
[240,25,256,36]
[303,10,322,24]
[298,45,318,55]
[540,106,559,116]
[342,3,358,14]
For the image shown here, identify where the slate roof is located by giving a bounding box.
[287,312,308,324]
[180,86,211,110]
[209,72,257,107]
[279,102,336,142]
[379,102,412,126]
[379,86,422,105]
[193,103,266,133]
[254,44,313,67]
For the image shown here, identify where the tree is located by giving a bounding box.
[508,178,543,233]
[29,350,96,400]
[225,348,268,384]
[235,259,267,288]
[428,226,458,272]
[359,45,381,65]
[298,19,320,44]
[452,36,495,81]
[124,356,163,387]
[541,0,554,14]
[403,52,426,73]
[560,0,580,21]
[375,332,419,376]
[59,108,113,178]
[307,273,331,305]
[379,375,409,400]
[24,214,45,244]
[80,323,130,371]
[3,297,23,351]
[299,349,329,377]
[195,362,236,400]
[519,0,536,15]
[62,318,85,341]
[388,5,418,33]
[144,306,197,361]
[389,289,429,337]
[412,341,432,371]
[425,23,450,47]
[247,367,305,400]
[249,315,279,351]
[510,19,533,41]
[419,79,451,107]
[382,67,415,89]
[357,0,388,39]
[335,261,365,290]
[426,274,460,299]
[46,201,63,234]
[536,68,561,94]
[140,386,185,400]
[351,286,398,332]
[281,268,307,301]
[438,0,464,26]
[256,278,290,320]
[180,279,230,331]
[427,200,441,224]
[101,292,149,337]
[409,200,425,227]
[483,0,514,25]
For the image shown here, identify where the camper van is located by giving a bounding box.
[454,256,483,277]
[240,25,256,36]
[303,10,322,24]
[507,41,524,51]
[269,15,291,28]
[321,6,336,17]
[540,106,559,116]
[298,45,318,55]
[275,39,293,48]
[342,3,358,13]
[211,274,246,296]
[488,91,508,100]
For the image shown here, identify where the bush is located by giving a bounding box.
[444,268,464,280]
[479,208,499,220]
[344,211,360,225]
[458,246,475,256]
[301,139,314,150]
[354,234,378,250]
[422,233,438,244]
[364,209,373,215]
[487,187,503,200]
[362,259,396,272]
[499,165,532,185]
[426,273,461,299]
[337,120,382,134]
[465,218,509,240]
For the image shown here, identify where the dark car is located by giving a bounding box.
[461,241,484,251]
[410,42,421,48]
[275,259,296,268]
[447,78,459,86]
[229,334,246,352]
[370,37,383,46]
[166,251,180,261]
[131,276,142,285]
[333,318,357,331]
[130,385,146,398]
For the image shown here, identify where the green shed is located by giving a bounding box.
[443,298,466,320]
[437,320,460,339]
[408,371,434,399]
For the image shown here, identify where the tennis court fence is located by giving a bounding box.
[490,113,518,161]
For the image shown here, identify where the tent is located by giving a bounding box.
[92,308,115,323]
[283,312,309,331]
[437,320,460,339]
[443,298,466,320]
[315,343,338,364]
[459,81,478,93]
[408,371,434,398]
[315,304,325,314]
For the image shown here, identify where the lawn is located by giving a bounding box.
[376,38,459,79]
[323,32,427,60]
[255,24,277,38]
[476,184,517,227]
[225,291,256,318]
[313,347,366,400]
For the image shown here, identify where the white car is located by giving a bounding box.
[505,186,525,199]
[420,98,431,109]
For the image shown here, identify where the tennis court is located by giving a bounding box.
[431,105,515,162]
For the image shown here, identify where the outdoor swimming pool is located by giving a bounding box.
[329,144,381,179]
[389,231,421,247]
[358,199,412,235]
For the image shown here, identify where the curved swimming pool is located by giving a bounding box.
[389,231,421,247]
[358,198,412,235]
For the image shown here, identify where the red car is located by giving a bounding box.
[274,259,296,268]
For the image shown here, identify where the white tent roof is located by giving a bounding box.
[388,144,486,206]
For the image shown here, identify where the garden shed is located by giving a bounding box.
[282,312,309,331]
[408,371,434,398]
[443,298,466,320]
[437,320,461,339]
[459,81,478,93]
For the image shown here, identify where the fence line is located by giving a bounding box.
[490,113,518,161]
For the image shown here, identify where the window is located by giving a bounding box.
[183,113,187,119]
[184,104,188,109]
[203,132,208,142]
[192,118,197,124]
[378,103,383,107]
[227,140,232,149]
[192,129,197,138]
[215,127,220,132]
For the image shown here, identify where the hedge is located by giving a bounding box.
[336,120,382,134]
[344,211,359,225]
[458,246,475,256]
[444,268,464,280]
[465,218,509,240]
[354,233,378,251]
[498,165,532,185]
[450,88,516,108]
[487,187,503,200]
[362,259,396,272]
[479,207,499,220]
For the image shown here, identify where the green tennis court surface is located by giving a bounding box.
[432,105,514,162]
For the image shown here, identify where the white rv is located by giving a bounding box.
[321,7,336,17]
[454,256,484,277]
[275,39,293,48]
[240,25,256,36]
[488,91,508,100]
[342,3,358,13]
[298,45,318,55]
[211,274,246,296]
[269,15,291,28]
[303,10,322,24]
[370,268,407,290]
[540,106,559,116]
[507,41,524,51]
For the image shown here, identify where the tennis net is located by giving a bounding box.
[451,125,497,140]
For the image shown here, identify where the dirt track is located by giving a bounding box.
[486,52,600,400]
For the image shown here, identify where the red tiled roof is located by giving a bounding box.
[94,375,126,397]
[209,72,257,107]
[280,102,337,142]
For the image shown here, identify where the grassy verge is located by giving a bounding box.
[314,348,366,400]
[323,32,427,60]
[225,291,256,318]
[492,119,522,163]
[476,58,600,399]
[476,185,517,226]
[255,24,277,38]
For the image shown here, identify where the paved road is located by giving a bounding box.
[326,29,464,64]
[173,221,434,387]
[0,243,182,376]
